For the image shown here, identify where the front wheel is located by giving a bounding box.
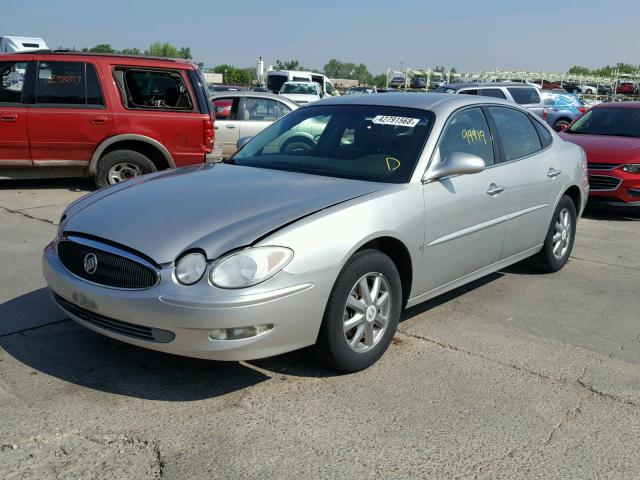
[529,195,577,272]
[311,249,402,372]
[553,119,571,132]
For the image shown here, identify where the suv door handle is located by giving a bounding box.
[487,183,505,195]
[225,124,236,129]
[1,114,17,122]
[547,168,561,178]
[90,116,110,125]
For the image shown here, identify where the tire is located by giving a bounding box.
[311,249,402,372]
[529,195,577,273]
[95,149,157,188]
[553,119,571,132]
[279,137,315,154]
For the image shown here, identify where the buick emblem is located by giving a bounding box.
[83,253,98,275]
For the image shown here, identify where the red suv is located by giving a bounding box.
[0,51,214,187]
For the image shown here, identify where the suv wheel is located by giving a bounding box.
[95,149,157,188]
[529,195,577,272]
[311,249,402,372]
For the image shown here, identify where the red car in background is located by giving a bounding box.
[616,83,637,95]
[533,79,562,90]
[560,102,640,211]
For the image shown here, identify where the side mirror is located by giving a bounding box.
[236,136,253,151]
[424,152,486,182]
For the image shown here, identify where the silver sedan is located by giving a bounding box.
[43,93,588,372]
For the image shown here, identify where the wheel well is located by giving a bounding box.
[101,140,170,171]
[554,117,572,125]
[564,185,581,213]
[358,237,412,308]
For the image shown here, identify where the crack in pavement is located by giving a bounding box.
[0,206,56,225]
[544,396,588,446]
[398,330,639,408]
[571,255,640,272]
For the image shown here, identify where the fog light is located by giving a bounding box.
[209,324,273,341]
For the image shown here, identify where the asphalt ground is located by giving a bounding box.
[1,178,639,479]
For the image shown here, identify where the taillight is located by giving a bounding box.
[578,107,586,113]
[543,109,548,119]
[204,118,214,148]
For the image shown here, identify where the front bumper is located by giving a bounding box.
[588,168,640,207]
[42,241,338,361]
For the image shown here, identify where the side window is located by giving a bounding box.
[479,88,507,99]
[507,87,541,105]
[118,68,193,111]
[85,63,104,106]
[213,97,239,120]
[458,89,478,96]
[36,61,86,105]
[439,107,495,166]
[0,62,27,104]
[242,97,280,121]
[325,81,334,95]
[277,101,292,118]
[531,116,553,148]
[488,107,543,160]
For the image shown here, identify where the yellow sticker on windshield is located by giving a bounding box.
[386,157,401,171]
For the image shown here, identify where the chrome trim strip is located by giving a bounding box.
[59,234,161,290]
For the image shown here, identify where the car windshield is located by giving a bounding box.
[281,83,316,95]
[231,105,435,183]
[567,108,640,138]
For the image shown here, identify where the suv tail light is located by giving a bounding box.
[204,118,214,149]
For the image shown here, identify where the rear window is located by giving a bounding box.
[116,68,193,111]
[507,87,540,105]
[479,88,507,99]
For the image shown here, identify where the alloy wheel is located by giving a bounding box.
[107,162,143,184]
[552,208,572,259]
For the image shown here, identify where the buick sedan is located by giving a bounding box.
[43,93,588,372]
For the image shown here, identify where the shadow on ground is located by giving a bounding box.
[0,177,94,193]
[583,206,640,222]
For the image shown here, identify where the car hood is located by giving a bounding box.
[559,133,640,164]
[63,163,384,264]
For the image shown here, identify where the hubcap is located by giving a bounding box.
[552,208,572,259]
[107,162,143,185]
[343,273,391,353]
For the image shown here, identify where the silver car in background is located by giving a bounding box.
[210,92,298,158]
[43,93,588,372]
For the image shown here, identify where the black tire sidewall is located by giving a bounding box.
[317,249,402,372]
[280,137,314,154]
[95,149,157,188]
[540,196,577,272]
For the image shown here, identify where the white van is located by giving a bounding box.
[0,36,48,53]
[266,70,337,97]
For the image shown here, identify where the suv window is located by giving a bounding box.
[118,68,193,111]
[243,97,284,121]
[507,87,540,105]
[458,89,478,95]
[479,88,506,99]
[0,62,27,104]
[439,107,495,166]
[35,61,104,106]
[488,107,542,160]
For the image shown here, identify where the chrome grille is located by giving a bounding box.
[588,175,622,191]
[57,235,159,289]
[589,163,621,170]
[52,292,175,343]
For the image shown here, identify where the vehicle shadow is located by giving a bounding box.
[0,289,269,402]
[0,177,94,193]
[582,207,639,222]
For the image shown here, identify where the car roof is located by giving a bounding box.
[209,91,299,106]
[593,101,640,110]
[4,50,194,67]
[444,82,536,90]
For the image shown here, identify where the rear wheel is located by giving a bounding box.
[279,137,314,154]
[529,195,577,272]
[95,149,157,188]
[553,119,571,131]
[311,249,402,372]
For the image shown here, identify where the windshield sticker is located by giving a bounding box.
[462,128,487,145]
[385,157,401,171]
[372,115,420,128]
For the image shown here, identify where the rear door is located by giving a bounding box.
[27,60,112,166]
[0,60,31,166]
[506,87,544,118]
[212,96,241,157]
[486,106,561,258]
[239,96,292,139]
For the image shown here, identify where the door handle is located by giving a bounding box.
[487,183,505,195]
[225,124,236,129]
[90,116,110,125]
[1,114,17,122]
[547,167,561,178]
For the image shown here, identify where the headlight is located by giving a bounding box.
[210,246,293,289]
[175,252,207,285]
[622,164,640,173]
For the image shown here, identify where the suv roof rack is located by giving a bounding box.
[8,49,186,63]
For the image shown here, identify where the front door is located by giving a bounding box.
[0,60,31,166]
[239,96,292,139]
[27,60,112,166]
[421,106,508,294]
[212,96,240,157]
[486,106,561,258]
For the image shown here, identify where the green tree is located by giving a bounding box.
[145,42,180,58]
[322,59,373,85]
[212,64,252,85]
[275,59,302,70]
[121,47,142,56]
[568,65,590,75]
[178,47,192,60]
[371,74,387,88]
[89,43,116,53]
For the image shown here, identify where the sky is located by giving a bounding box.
[2,0,639,75]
